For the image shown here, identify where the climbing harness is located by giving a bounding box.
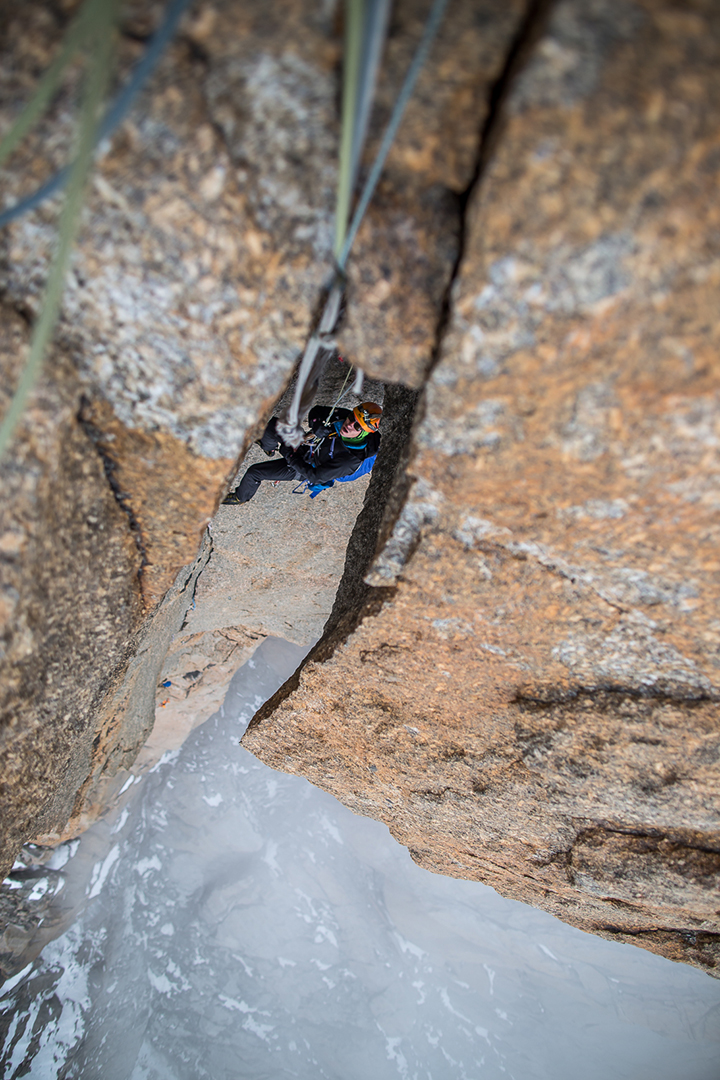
[276,0,449,448]
[294,452,378,499]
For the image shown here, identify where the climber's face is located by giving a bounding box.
[340,416,363,438]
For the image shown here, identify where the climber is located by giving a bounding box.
[222,402,382,504]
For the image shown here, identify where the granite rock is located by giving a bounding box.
[244,0,720,974]
[0,0,511,880]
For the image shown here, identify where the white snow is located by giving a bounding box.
[134,855,162,877]
[27,877,51,902]
[0,962,33,998]
[147,970,173,995]
[87,845,120,899]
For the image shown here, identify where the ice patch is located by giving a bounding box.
[5,994,44,1076]
[243,1015,274,1041]
[263,840,281,876]
[112,808,130,834]
[147,970,173,995]
[135,855,162,878]
[483,963,495,996]
[88,846,120,899]
[538,943,561,962]
[0,962,33,997]
[394,932,426,960]
[149,748,181,773]
[15,929,94,1077]
[265,777,278,800]
[314,925,338,948]
[160,924,174,936]
[27,878,51,902]
[384,1035,409,1078]
[219,995,255,1013]
[320,815,343,845]
[45,840,80,870]
[202,793,223,807]
[231,953,254,977]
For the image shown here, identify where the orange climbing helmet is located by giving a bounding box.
[353,402,382,432]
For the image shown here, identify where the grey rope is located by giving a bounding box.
[0,0,193,230]
[278,0,448,446]
[338,0,449,271]
[324,361,355,428]
[348,0,392,206]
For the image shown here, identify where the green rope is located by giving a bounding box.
[334,0,364,260]
[0,6,91,168]
[338,0,449,271]
[0,0,121,462]
[282,0,447,444]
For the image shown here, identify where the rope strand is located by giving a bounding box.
[280,0,448,444]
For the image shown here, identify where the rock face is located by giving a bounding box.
[0,0,521,881]
[244,0,720,975]
[1,0,719,978]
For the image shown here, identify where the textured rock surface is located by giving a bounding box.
[2,0,719,979]
[192,462,371,644]
[0,0,516,880]
[245,0,720,974]
[137,625,265,770]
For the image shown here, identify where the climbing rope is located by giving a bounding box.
[277,0,449,447]
[0,0,193,461]
[0,0,123,461]
[335,0,391,262]
[325,360,355,427]
[337,0,449,273]
[0,0,447,459]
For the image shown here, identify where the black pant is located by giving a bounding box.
[234,418,297,502]
[235,459,297,502]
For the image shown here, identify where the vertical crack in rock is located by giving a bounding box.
[179,526,213,631]
[436,0,558,355]
[356,0,559,591]
[78,397,150,588]
[249,0,559,721]
[243,0,720,974]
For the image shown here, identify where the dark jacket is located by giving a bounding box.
[282,406,380,486]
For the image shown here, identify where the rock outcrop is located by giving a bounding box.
[0,0,522,879]
[1,0,719,978]
[245,0,720,975]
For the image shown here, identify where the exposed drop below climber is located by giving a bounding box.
[223,403,382,504]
